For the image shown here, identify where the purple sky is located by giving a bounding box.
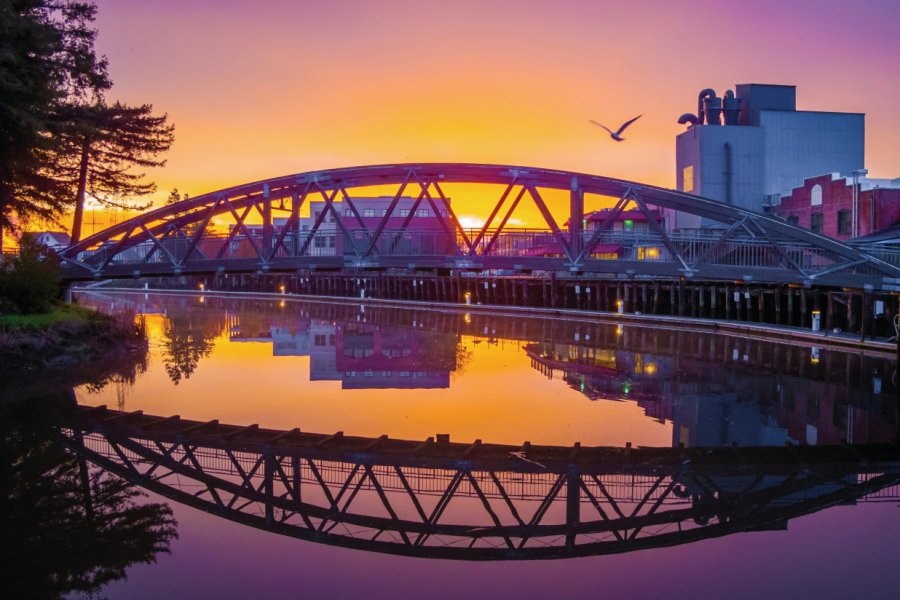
[85,0,900,207]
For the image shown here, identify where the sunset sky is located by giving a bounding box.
[15,0,900,237]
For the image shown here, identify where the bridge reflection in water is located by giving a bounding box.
[63,405,900,561]
[84,291,898,448]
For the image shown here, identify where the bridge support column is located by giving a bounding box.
[801,289,809,327]
[264,452,275,528]
[262,183,272,258]
[566,471,580,546]
[860,291,871,342]
[895,296,899,379]
[787,287,795,326]
[569,179,583,259]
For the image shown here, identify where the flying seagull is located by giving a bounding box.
[588,114,642,142]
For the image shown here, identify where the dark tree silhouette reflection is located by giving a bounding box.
[160,308,225,384]
[0,395,177,599]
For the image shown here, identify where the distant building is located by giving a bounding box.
[583,209,663,233]
[675,84,865,228]
[230,196,454,256]
[302,196,450,231]
[771,173,900,240]
[529,209,665,259]
[27,231,71,250]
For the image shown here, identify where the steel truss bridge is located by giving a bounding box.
[60,164,900,290]
[62,404,900,560]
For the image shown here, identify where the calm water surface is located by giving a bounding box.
[6,290,899,599]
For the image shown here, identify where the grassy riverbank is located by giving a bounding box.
[1,239,146,373]
[0,303,93,331]
[0,304,146,372]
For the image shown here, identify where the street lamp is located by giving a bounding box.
[851,168,868,238]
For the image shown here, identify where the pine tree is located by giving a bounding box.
[165,187,189,205]
[59,100,174,243]
[0,1,109,244]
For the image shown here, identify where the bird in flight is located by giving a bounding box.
[588,114,642,142]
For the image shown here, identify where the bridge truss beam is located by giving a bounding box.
[61,405,900,560]
[59,164,900,290]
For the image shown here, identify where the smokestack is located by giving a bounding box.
[723,90,740,125]
[697,89,715,125]
[703,93,722,125]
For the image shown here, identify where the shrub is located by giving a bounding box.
[0,237,62,314]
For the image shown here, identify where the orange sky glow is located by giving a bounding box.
[6,0,900,242]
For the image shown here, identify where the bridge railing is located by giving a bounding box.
[855,244,900,268]
[65,226,884,281]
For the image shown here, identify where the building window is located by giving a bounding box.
[400,209,410,217]
[837,209,851,235]
[344,209,353,217]
[810,212,823,234]
[810,184,823,206]
[416,209,429,217]
[637,246,660,260]
[364,209,375,217]
[682,166,694,193]
[787,215,799,227]
[380,209,387,217]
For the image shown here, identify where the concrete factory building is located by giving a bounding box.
[674,84,864,229]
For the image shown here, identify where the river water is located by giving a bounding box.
[5,290,899,599]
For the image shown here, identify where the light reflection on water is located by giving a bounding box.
[51,290,900,600]
[75,291,897,450]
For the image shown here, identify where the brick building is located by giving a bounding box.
[771,173,900,241]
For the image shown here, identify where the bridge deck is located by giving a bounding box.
[68,404,900,474]
[58,163,900,290]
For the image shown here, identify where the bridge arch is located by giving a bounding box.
[60,163,900,289]
[62,404,900,561]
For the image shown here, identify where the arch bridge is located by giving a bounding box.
[63,404,900,561]
[60,164,900,290]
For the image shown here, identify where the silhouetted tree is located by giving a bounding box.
[166,188,189,205]
[61,100,174,243]
[0,1,109,242]
[0,394,177,599]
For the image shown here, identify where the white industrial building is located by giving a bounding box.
[674,84,865,229]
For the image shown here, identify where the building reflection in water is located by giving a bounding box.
[78,292,897,452]
[525,327,895,449]
[228,310,457,389]
[49,292,900,568]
